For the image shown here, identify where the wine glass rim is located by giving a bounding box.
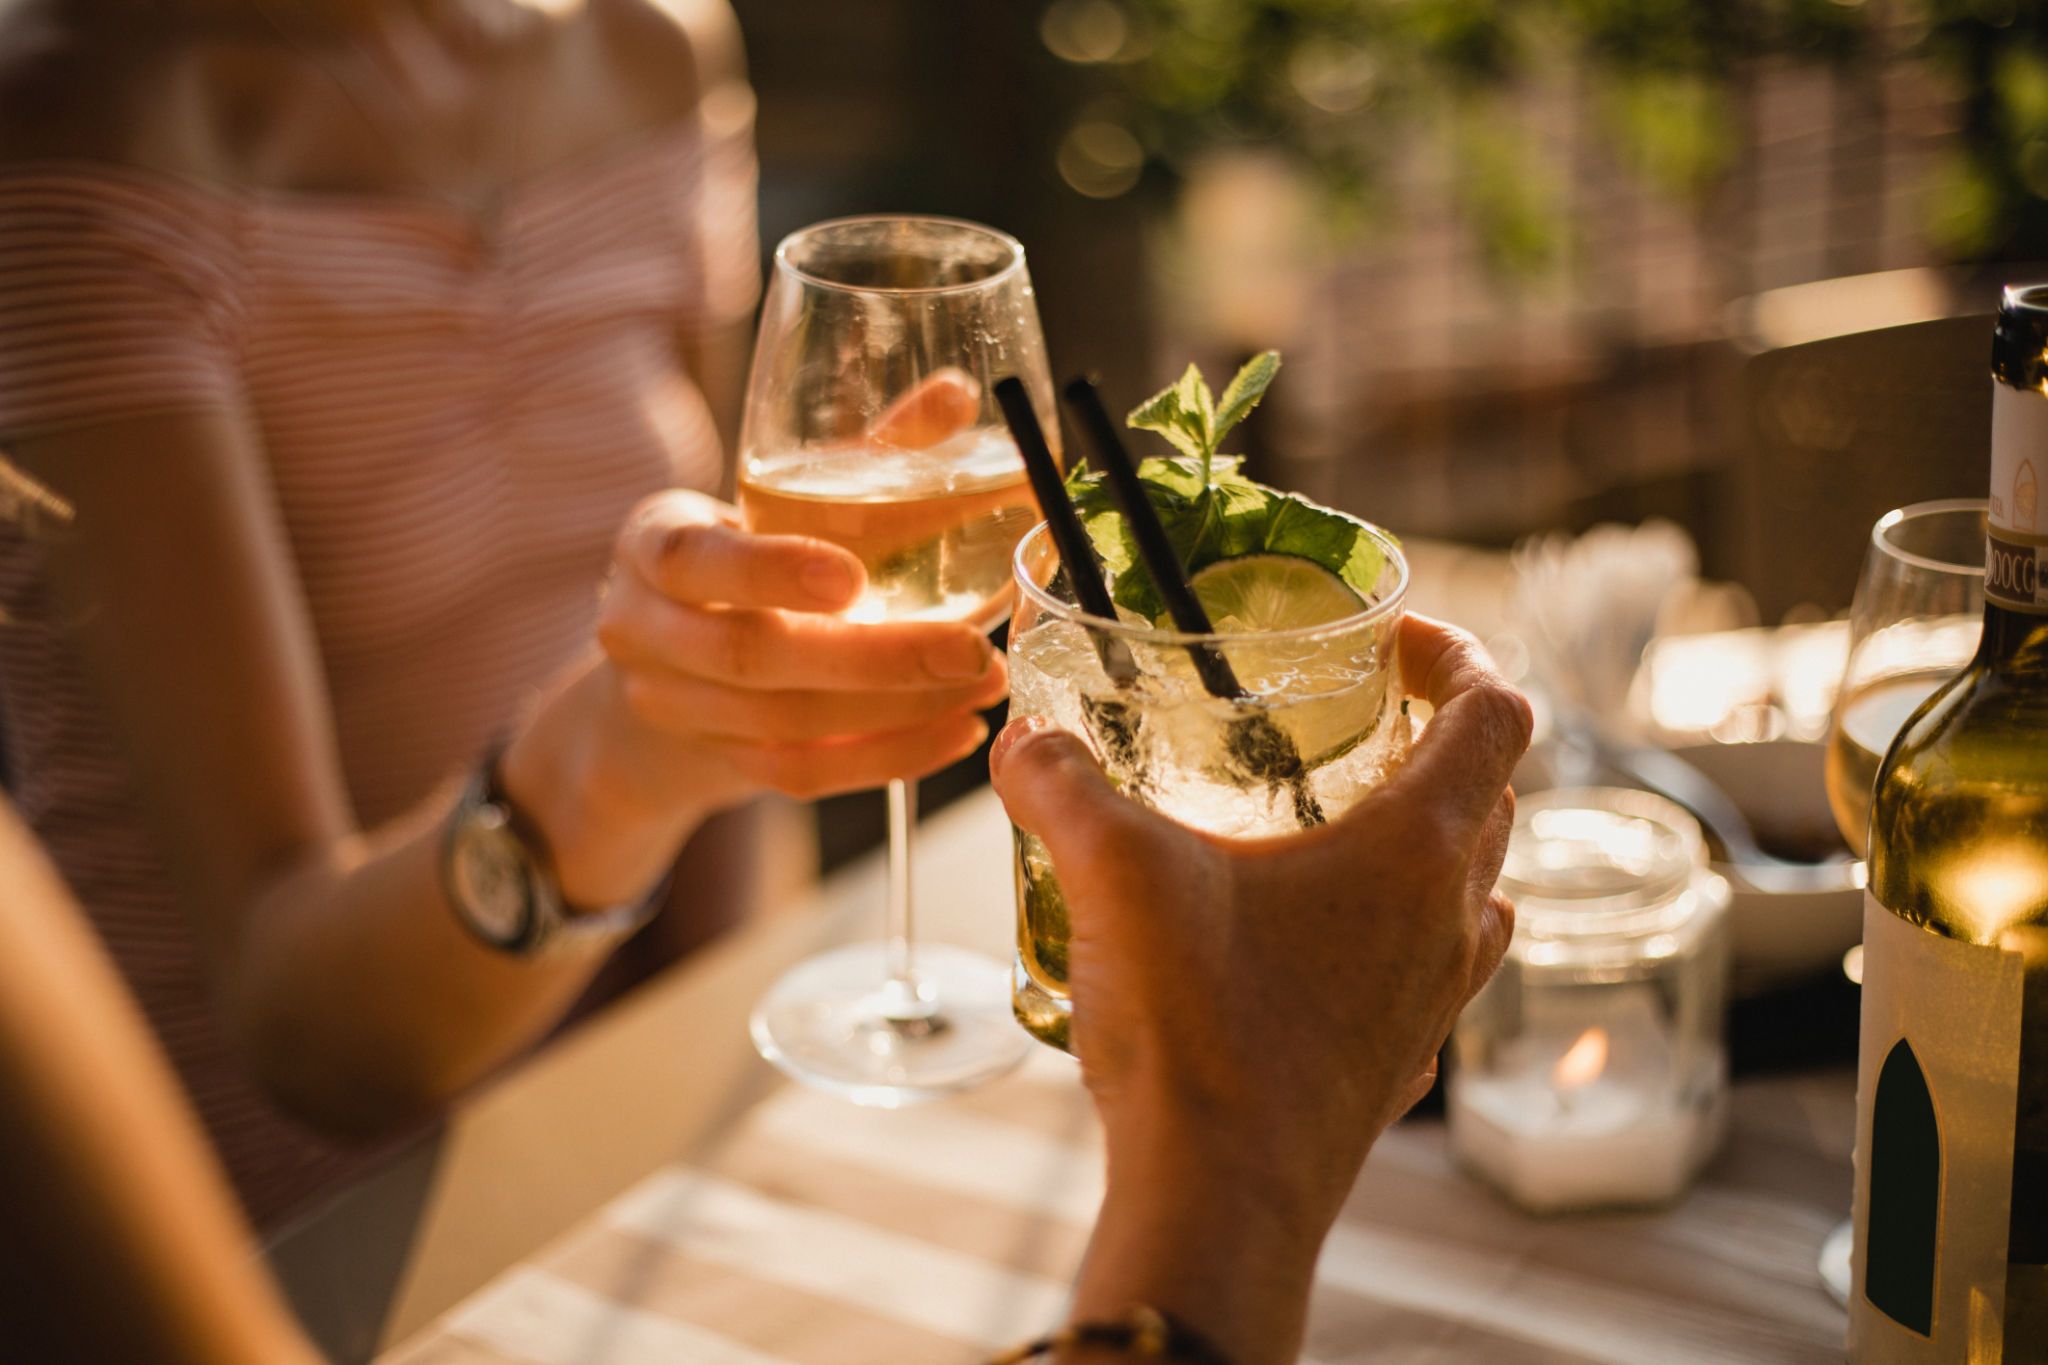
[1871,497,1988,577]
[1011,519,1409,646]
[773,215,1027,297]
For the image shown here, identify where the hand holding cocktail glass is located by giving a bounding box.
[988,615,1531,1361]
[1001,370,1415,1051]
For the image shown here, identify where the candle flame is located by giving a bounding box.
[1553,1027,1609,1092]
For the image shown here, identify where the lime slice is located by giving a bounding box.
[1189,553,1366,633]
[1184,554,1387,766]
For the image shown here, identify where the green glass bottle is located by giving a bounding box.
[1852,286,2048,1362]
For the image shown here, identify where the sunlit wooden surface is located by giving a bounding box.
[344,788,1851,1365]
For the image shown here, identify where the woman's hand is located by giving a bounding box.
[506,488,1005,908]
[601,488,1004,800]
[988,614,1531,1363]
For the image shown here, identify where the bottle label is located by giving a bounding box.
[1987,531,2048,611]
[1852,894,2025,1361]
[1991,384,2048,613]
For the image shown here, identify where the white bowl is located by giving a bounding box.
[1510,737,1864,994]
[1665,739,1863,994]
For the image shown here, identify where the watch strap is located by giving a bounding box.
[449,747,668,956]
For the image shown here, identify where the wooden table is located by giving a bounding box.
[268,787,1854,1365]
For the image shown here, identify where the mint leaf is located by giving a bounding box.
[1213,351,1280,443]
[1128,364,1216,474]
[1065,458,1200,619]
[1136,453,1212,502]
[1263,492,1391,600]
[1209,469,1277,560]
[1129,357,1277,485]
[1175,363,1216,437]
[1123,382,1180,435]
[1069,350,1390,622]
[1063,454,1392,621]
[1126,409,1206,464]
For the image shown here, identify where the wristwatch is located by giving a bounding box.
[441,751,666,955]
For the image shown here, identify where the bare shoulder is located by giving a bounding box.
[0,0,243,172]
[586,0,747,130]
[0,0,123,162]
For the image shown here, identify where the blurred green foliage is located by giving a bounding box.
[1043,0,2048,269]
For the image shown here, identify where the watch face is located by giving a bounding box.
[450,807,532,947]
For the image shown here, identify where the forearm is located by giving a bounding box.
[1067,1127,1331,1365]
[499,655,713,909]
[232,800,615,1136]
[231,664,714,1135]
[0,808,321,1365]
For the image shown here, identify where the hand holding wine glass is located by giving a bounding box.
[592,487,1007,801]
[740,216,1056,1102]
[502,486,1005,917]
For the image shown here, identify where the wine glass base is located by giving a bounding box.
[750,942,1030,1107]
[1819,1218,1852,1306]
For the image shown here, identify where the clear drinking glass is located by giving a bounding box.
[1817,498,1986,1300]
[741,217,1053,1103]
[1007,521,1410,1052]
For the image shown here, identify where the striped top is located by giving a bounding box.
[0,116,758,1228]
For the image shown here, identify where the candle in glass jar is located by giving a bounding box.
[1449,988,1726,1213]
[1447,789,1731,1216]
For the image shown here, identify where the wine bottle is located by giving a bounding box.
[1851,286,2048,1362]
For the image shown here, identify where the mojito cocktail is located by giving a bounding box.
[1006,361,1409,1051]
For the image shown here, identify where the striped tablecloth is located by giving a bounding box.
[379,1037,1852,1365]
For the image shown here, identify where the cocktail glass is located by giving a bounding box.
[1006,520,1410,1052]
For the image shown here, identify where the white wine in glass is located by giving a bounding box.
[1822,505,1987,859]
[1826,670,1964,860]
[739,216,1053,1104]
[740,430,1037,629]
[1815,498,1985,1306]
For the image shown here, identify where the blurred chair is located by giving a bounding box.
[1728,267,1994,621]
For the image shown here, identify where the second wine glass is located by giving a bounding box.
[1825,500,1988,860]
[739,216,1052,1104]
[1816,497,1986,1303]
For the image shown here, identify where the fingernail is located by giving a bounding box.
[988,715,1051,776]
[922,633,991,681]
[801,555,857,606]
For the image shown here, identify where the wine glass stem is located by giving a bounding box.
[879,778,933,1022]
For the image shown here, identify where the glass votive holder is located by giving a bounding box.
[1448,787,1732,1215]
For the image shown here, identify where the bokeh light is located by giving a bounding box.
[1058,120,1145,198]
[1288,41,1377,114]
[1041,0,1129,65]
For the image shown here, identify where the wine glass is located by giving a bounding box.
[1816,498,1986,1302]
[1825,500,1988,858]
[739,217,1051,1104]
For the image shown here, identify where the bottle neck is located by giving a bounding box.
[1986,379,2048,659]
[1979,598,2048,669]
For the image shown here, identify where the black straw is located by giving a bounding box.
[994,378,1136,682]
[1060,377,1244,700]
